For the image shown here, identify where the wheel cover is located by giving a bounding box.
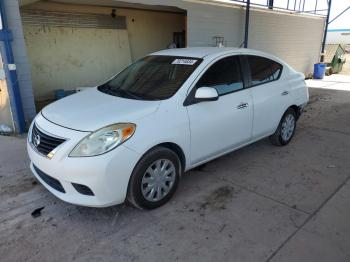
[281,114,295,141]
[141,159,176,202]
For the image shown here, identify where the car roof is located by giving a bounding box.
[151,47,288,67]
[151,47,241,58]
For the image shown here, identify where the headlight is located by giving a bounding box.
[69,123,136,157]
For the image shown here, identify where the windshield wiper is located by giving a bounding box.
[99,84,158,100]
[103,86,143,100]
[115,89,144,100]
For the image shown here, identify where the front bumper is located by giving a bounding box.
[27,114,141,207]
[297,103,307,120]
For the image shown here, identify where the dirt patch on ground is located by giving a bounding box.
[0,171,38,198]
[308,92,332,105]
[199,185,240,210]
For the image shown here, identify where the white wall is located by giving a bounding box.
[185,2,244,47]
[18,0,326,106]
[182,1,325,74]
[327,31,350,45]
[124,0,325,73]
[249,10,325,74]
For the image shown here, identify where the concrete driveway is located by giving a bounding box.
[1,75,350,262]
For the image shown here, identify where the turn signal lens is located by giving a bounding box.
[122,126,135,139]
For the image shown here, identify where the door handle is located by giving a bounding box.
[237,102,248,109]
[281,91,289,96]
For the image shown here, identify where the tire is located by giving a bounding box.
[127,147,181,209]
[270,108,297,146]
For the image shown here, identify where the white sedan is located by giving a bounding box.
[27,47,308,209]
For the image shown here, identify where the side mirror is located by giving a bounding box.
[194,87,219,102]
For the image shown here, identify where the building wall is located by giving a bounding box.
[22,2,186,60]
[6,0,325,130]
[0,54,15,130]
[249,9,325,74]
[326,30,350,45]
[21,2,185,100]
[0,81,13,130]
[122,0,325,74]
[182,1,325,74]
[185,2,245,47]
[24,27,132,100]
[22,0,325,97]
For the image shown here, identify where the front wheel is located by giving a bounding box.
[270,108,297,146]
[127,147,181,209]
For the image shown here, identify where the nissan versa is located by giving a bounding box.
[27,47,308,209]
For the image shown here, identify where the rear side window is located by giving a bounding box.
[196,56,243,96]
[247,56,282,87]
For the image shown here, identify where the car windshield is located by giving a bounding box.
[98,55,202,100]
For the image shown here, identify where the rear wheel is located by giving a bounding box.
[270,108,297,146]
[127,147,181,209]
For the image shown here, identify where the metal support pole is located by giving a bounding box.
[268,0,274,9]
[302,0,305,12]
[244,0,250,48]
[314,0,318,14]
[320,0,332,63]
[328,6,350,24]
[0,0,26,133]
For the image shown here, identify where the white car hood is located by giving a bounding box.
[41,88,160,131]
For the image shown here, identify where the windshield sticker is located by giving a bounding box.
[172,59,198,65]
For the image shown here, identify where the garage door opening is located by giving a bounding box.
[20,1,186,110]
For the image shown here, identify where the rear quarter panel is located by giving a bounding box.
[286,70,309,107]
[245,50,309,108]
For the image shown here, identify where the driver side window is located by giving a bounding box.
[196,56,243,96]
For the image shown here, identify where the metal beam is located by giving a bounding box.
[268,0,274,10]
[244,0,250,48]
[328,6,350,24]
[0,0,26,133]
[302,0,305,12]
[314,0,318,13]
[320,0,332,63]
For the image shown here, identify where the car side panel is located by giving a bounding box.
[123,97,192,171]
[287,71,309,107]
[250,74,294,139]
[187,89,253,165]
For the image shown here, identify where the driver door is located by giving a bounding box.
[186,55,253,165]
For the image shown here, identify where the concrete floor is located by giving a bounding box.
[1,75,350,262]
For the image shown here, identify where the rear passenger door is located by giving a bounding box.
[243,55,292,139]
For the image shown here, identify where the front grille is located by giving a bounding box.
[33,165,66,193]
[31,124,66,156]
